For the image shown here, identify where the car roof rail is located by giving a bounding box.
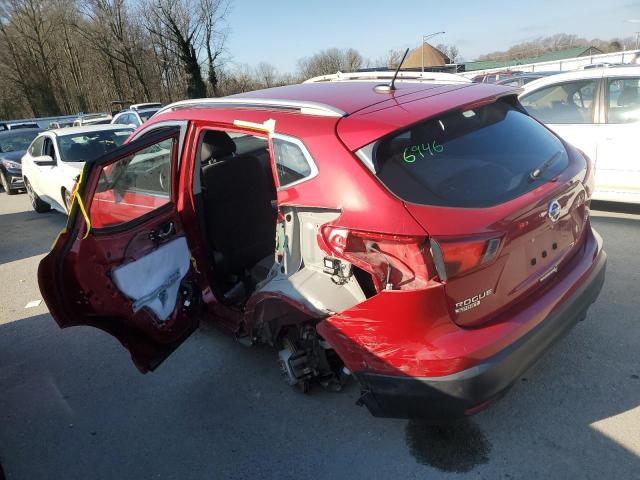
[304,70,470,84]
[155,98,347,118]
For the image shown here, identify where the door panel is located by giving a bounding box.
[593,76,640,202]
[38,127,200,372]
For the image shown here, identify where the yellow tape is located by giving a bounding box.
[73,169,91,239]
[50,228,68,250]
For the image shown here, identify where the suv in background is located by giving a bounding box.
[39,73,606,420]
[520,66,640,203]
[111,102,161,128]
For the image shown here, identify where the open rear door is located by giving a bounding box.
[38,126,200,372]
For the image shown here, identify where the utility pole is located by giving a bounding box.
[421,31,446,73]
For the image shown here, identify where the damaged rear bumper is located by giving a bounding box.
[353,244,607,420]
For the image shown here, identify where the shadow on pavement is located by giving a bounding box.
[0,307,638,479]
[0,209,66,265]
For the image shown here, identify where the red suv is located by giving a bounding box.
[39,74,606,420]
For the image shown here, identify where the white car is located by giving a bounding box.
[519,66,640,203]
[111,103,161,128]
[21,125,133,213]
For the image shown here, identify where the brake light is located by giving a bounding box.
[319,226,434,292]
[430,237,502,281]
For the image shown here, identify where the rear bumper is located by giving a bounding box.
[353,233,606,420]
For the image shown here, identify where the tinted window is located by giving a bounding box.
[90,137,175,229]
[272,137,314,187]
[58,129,131,162]
[520,80,597,124]
[0,131,41,153]
[369,101,569,208]
[607,77,640,123]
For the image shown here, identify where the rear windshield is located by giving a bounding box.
[369,100,569,208]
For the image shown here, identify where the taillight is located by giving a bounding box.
[319,226,434,292]
[429,237,502,281]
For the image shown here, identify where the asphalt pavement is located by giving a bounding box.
[0,192,638,479]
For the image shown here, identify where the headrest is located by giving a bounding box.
[618,87,638,107]
[200,130,236,163]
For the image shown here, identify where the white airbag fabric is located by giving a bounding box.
[111,236,191,321]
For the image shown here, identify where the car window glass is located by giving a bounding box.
[369,100,569,208]
[520,79,598,124]
[607,77,640,124]
[90,136,175,229]
[43,137,56,160]
[58,129,131,162]
[0,131,40,152]
[272,137,314,187]
[500,79,520,87]
[28,136,44,156]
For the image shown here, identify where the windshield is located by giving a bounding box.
[368,100,569,208]
[58,129,131,162]
[0,131,41,153]
[138,109,159,122]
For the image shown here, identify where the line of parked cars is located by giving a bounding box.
[0,101,161,209]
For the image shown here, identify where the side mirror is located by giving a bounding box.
[33,155,55,166]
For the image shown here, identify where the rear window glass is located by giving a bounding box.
[369,101,569,208]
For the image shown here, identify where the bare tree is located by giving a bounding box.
[436,43,461,63]
[298,47,364,79]
[200,0,229,95]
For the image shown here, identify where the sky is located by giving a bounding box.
[224,0,640,72]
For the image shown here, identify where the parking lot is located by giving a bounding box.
[0,191,638,479]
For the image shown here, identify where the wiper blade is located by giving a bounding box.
[529,150,563,181]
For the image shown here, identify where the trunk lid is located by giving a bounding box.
[405,159,589,327]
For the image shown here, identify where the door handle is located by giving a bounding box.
[149,222,175,242]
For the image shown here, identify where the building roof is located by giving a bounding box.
[402,42,450,69]
[464,46,604,72]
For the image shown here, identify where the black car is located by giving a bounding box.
[0,128,43,194]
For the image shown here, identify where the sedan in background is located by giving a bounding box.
[21,125,133,213]
[0,128,43,194]
[520,66,640,204]
[111,103,161,128]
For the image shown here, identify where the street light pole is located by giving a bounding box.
[421,31,445,74]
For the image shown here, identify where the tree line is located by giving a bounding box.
[478,33,636,61]
[0,0,374,120]
[0,4,636,122]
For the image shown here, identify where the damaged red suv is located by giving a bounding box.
[39,71,606,420]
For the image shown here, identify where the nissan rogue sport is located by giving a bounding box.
[38,71,606,420]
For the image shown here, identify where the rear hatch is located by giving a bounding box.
[356,97,590,327]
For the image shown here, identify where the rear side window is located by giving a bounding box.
[607,77,640,124]
[272,136,316,188]
[520,80,597,124]
[367,101,569,208]
[90,137,175,229]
